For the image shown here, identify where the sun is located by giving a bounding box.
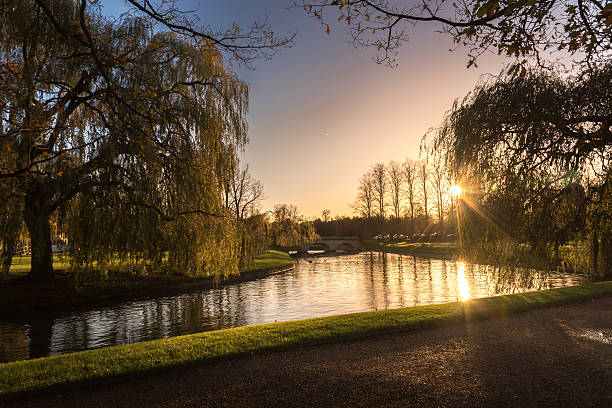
[449,184,463,198]
[450,184,462,197]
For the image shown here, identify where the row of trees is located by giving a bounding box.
[352,157,457,234]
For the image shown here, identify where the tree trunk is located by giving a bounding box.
[23,194,54,281]
[0,210,21,279]
[0,233,15,280]
[0,237,13,278]
[590,230,599,276]
[601,230,612,279]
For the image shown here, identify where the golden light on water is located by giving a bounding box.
[449,184,463,197]
[457,261,470,301]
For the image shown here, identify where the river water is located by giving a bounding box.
[0,252,586,362]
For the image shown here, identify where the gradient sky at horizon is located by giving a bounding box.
[105,0,511,219]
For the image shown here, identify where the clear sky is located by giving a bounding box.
[106,1,510,219]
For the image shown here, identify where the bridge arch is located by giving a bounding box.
[336,242,356,251]
[299,236,363,252]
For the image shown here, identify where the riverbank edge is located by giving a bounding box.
[1,281,611,398]
[0,252,294,315]
[366,249,457,259]
[364,248,458,259]
[362,241,458,259]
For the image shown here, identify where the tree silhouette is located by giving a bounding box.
[433,64,611,273]
[296,0,611,69]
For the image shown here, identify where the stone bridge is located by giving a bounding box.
[300,236,363,252]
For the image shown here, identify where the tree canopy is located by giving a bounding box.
[432,63,611,274]
[296,0,612,69]
[0,0,290,280]
[434,63,611,185]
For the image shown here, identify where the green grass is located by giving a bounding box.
[8,250,292,277]
[1,280,611,397]
[240,250,294,273]
[8,255,70,277]
[365,241,458,256]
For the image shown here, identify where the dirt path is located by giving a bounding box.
[5,297,612,408]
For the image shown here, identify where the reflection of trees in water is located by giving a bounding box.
[464,262,586,295]
[411,256,419,305]
[43,289,251,357]
[0,323,30,362]
[380,253,390,309]
[485,266,556,294]
[441,260,452,298]
[396,255,405,308]
[366,252,377,310]
[426,259,434,304]
[1,254,586,362]
[364,251,393,311]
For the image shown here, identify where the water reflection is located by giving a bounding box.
[0,253,586,362]
[457,262,470,301]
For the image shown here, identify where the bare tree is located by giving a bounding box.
[230,165,264,222]
[418,161,430,225]
[371,163,387,220]
[430,160,447,228]
[272,204,302,224]
[321,209,331,222]
[387,161,403,219]
[353,172,374,219]
[402,159,417,227]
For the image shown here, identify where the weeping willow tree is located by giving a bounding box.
[0,1,252,280]
[268,204,319,249]
[433,65,611,275]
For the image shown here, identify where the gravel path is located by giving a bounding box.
[5,297,612,408]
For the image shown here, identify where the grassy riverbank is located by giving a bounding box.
[364,241,458,257]
[7,250,294,278]
[0,250,294,313]
[7,255,70,278]
[240,250,295,273]
[1,280,611,397]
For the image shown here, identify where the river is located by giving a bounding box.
[0,252,586,362]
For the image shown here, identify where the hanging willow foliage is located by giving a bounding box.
[63,28,248,278]
[0,1,248,279]
[432,65,611,274]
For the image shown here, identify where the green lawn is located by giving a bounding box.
[8,255,70,277]
[365,241,458,256]
[240,250,294,273]
[8,250,293,277]
[1,280,610,397]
